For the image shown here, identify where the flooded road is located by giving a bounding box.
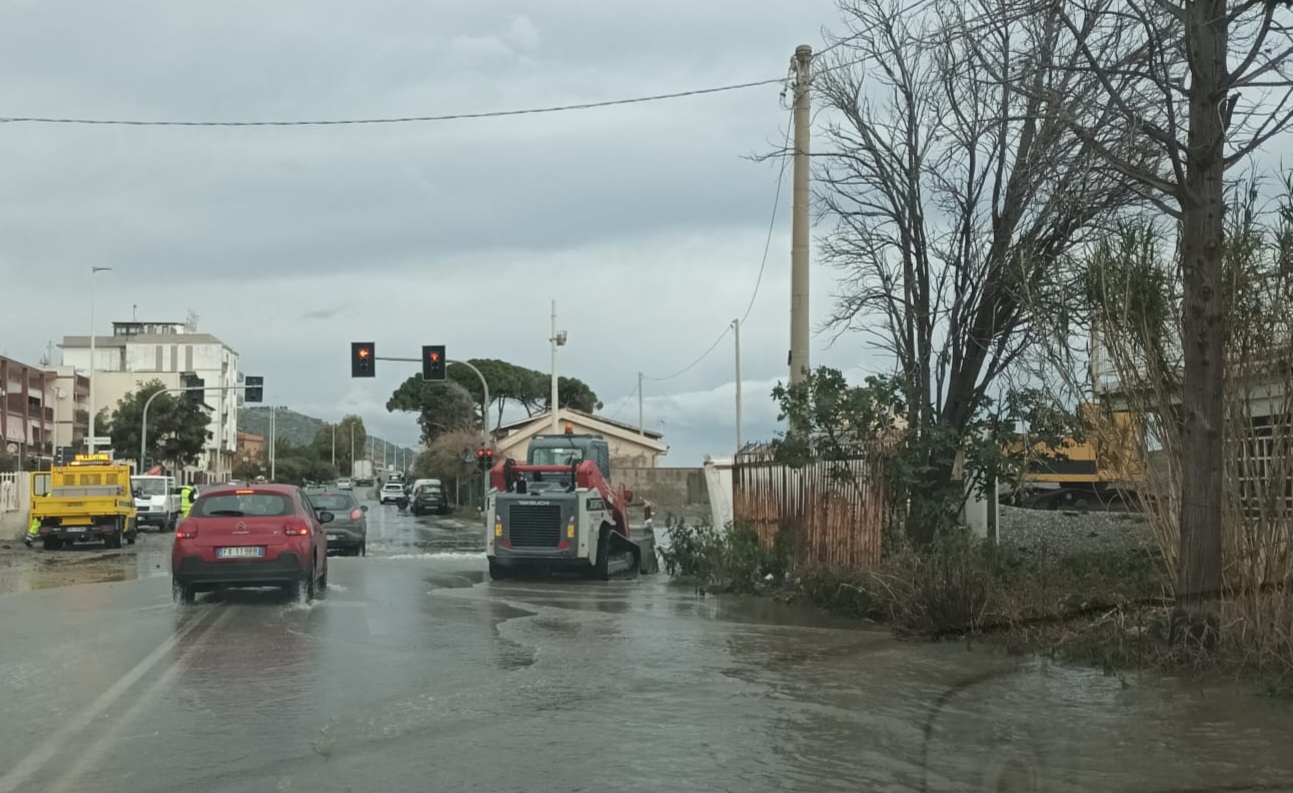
[1,498,1291,792]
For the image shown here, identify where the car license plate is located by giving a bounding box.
[217,546,264,559]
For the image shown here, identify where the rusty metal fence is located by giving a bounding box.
[732,444,887,570]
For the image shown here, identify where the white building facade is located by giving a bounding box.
[60,320,240,479]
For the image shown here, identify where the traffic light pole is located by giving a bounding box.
[375,355,491,508]
[373,356,489,448]
[139,384,248,476]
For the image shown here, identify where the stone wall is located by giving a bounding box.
[617,467,708,513]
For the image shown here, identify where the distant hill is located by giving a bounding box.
[238,406,416,462]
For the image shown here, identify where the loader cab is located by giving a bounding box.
[526,433,611,481]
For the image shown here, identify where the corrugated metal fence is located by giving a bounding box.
[732,445,887,570]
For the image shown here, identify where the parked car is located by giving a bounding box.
[379,482,406,505]
[171,484,330,604]
[410,484,449,517]
[305,490,369,556]
[335,478,353,491]
[405,477,443,497]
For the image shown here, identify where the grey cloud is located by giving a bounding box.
[1,0,869,462]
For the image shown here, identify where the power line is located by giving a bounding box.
[604,381,640,422]
[740,107,794,327]
[643,326,733,383]
[643,105,792,384]
[0,77,787,128]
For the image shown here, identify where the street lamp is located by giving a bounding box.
[86,266,112,455]
[550,299,567,433]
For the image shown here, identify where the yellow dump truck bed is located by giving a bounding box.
[31,455,138,548]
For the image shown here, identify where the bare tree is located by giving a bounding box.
[815,0,1155,543]
[1012,0,1293,639]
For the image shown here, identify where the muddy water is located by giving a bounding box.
[0,535,170,594]
[701,595,1293,792]
[3,509,1292,792]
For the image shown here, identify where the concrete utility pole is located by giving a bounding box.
[733,318,743,451]
[549,300,566,433]
[331,424,336,468]
[638,372,644,435]
[789,44,813,387]
[86,266,111,455]
[269,405,277,482]
[349,422,355,476]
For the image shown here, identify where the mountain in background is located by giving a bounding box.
[238,406,416,462]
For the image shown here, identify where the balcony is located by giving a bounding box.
[2,393,54,422]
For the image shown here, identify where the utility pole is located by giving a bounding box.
[269,405,277,482]
[331,424,336,468]
[733,318,742,451]
[86,266,111,455]
[789,44,813,387]
[638,372,644,435]
[550,300,566,433]
[349,421,355,477]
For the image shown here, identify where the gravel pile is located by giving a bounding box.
[998,504,1157,556]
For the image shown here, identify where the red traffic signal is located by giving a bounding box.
[422,345,447,381]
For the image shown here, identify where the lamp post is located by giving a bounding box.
[86,266,112,455]
[550,300,567,433]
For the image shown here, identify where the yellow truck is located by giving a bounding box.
[31,453,138,550]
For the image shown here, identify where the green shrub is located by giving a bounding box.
[659,518,788,593]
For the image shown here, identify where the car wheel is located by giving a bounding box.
[360,541,367,557]
[319,561,328,590]
[173,578,196,605]
[295,571,315,603]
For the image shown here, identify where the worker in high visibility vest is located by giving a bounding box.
[180,485,195,518]
[23,492,49,547]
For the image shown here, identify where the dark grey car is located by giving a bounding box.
[305,490,369,556]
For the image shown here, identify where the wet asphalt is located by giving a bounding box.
[2,498,1293,792]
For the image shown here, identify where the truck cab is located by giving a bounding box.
[485,429,657,580]
[131,474,182,532]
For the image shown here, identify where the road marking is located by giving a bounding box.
[0,606,218,793]
[45,608,235,793]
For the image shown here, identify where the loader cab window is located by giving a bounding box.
[530,448,584,467]
[32,472,50,497]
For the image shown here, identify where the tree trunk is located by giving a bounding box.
[1173,0,1228,643]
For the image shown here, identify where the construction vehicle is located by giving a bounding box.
[1003,406,1145,511]
[31,453,139,549]
[485,424,659,580]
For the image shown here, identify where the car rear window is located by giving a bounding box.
[191,492,294,518]
[309,494,355,510]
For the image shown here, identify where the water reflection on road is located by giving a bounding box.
[0,499,1290,792]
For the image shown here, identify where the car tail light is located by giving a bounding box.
[283,519,310,536]
[349,509,364,521]
[176,520,198,539]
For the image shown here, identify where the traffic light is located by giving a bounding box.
[181,374,205,407]
[422,345,446,381]
[351,342,376,378]
[485,449,495,469]
[475,448,486,470]
[475,448,495,471]
[244,376,264,403]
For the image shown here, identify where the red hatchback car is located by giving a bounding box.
[171,484,331,604]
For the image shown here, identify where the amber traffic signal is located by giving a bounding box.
[351,342,376,378]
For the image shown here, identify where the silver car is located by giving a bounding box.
[306,490,369,556]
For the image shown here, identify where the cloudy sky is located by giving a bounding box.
[0,0,890,465]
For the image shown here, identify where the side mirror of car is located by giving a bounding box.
[318,511,335,524]
[360,505,369,512]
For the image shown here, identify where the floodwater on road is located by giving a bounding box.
[0,498,1290,792]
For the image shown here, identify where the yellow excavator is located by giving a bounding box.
[1004,406,1146,511]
